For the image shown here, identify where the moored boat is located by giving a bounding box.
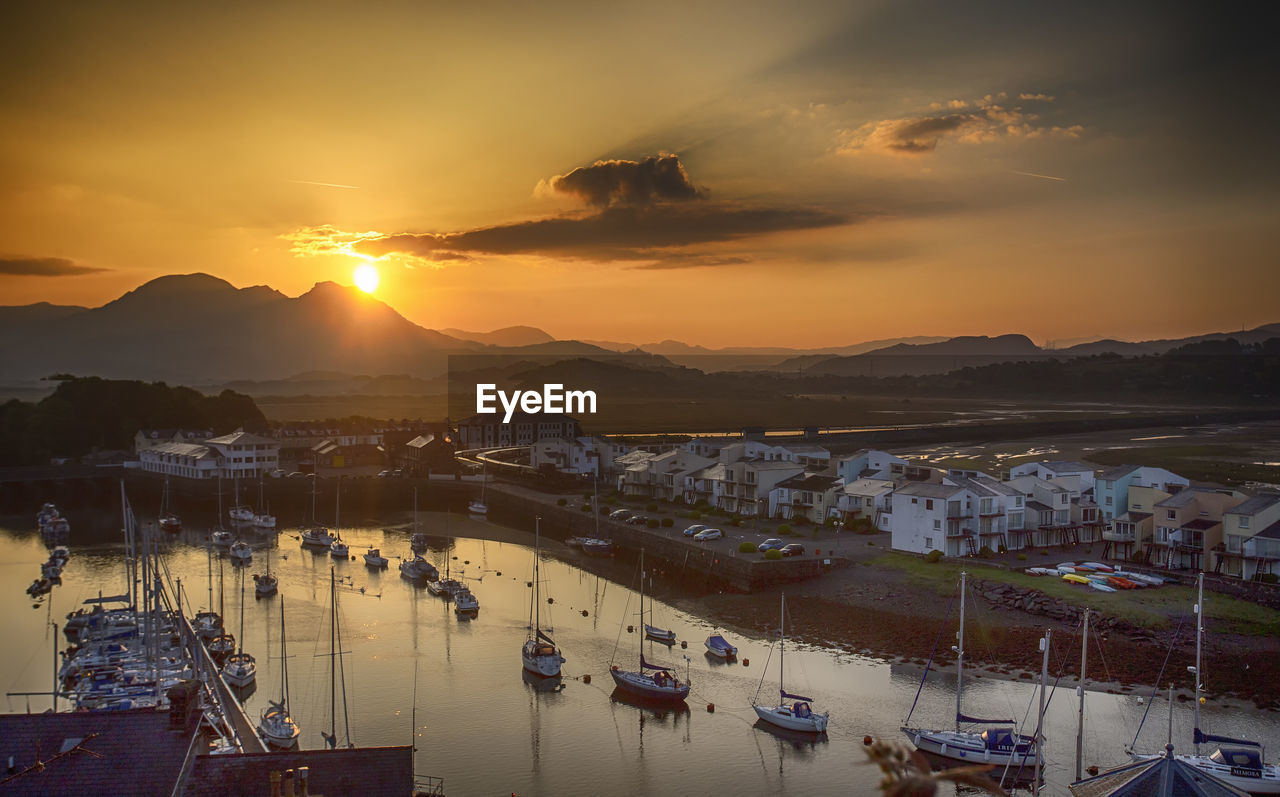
[608,550,690,704]
[363,547,388,567]
[705,634,738,659]
[753,593,828,733]
[522,518,565,677]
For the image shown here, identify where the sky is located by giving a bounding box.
[1,1,1276,349]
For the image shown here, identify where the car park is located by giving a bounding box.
[780,543,806,557]
[758,538,785,552]
[682,524,708,537]
[693,528,723,541]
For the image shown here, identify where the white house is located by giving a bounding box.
[887,482,981,557]
[835,449,908,483]
[139,442,221,479]
[205,431,280,479]
[768,473,843,523]
[837,478,895,529]
[530,436,625,477]
[1008,460,1098,490]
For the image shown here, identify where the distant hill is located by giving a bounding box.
[1062,324,1280,357]
[791,334,1043,377]
[440,325,556,347]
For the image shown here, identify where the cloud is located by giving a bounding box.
[353,203,848,264]
[0,256,108,276]
[1018,93,1055,102]
[535,153,703,207]
[839,100,1084,156]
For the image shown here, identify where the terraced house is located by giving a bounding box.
[1216,493,1280,580]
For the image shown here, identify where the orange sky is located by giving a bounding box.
[1,2,1276,348]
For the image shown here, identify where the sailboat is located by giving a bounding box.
[903,571,1039,769]
[752,593,828,733]
[1130,573,1280,793]
[300,471,335,549]
[229,474,255,523]
[222,567,256,688]
[426,555,461,597]
[642,571,676,644]
[320,566,353,750]
[329,477,349,558]
[159,476,181,533]
[399,488,439,582]
[363,546,388,568]
[259,595,300,748]
[194,544,223,639]
[522,517,565,677]
[609,549,690,703]
[210,477,233,546]
[254,544,278,598]
[469,465,488,515]
[229,539,253,563]
[252,472,276,529]
[208,554,236,663]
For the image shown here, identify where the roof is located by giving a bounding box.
[182,746,414,797]
[745,460,806,472]
[1254,519,1280,540]
[1226,493,1280,517]
[781,444,830,456]
[406,433,437,449]
[1183,518,1220,531]
[1118,511,1153,522]
[896,482,964,499]
[1098,464,1142,482]
[970,475,1021,497]
[1039,460,1098,474]
[1027,500,1053,512]
[1069,747,1248,797]
[147,442,216,459]
[0,708,197,797]
[843,478,894,496]
[205,431,277,447]
[776,473,840,491]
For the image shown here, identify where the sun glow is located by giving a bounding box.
[353,263,380,294]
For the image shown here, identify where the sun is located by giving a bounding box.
[353,263,379,294]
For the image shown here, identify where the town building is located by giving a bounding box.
[1151,486,1246,570]
[1217,493,1280,580]
[834,449,908,482]
[133,428,212,454]
[1094,465,1190,526]
[454,412,582,449]
[531,436,626,478]
[768,473,843,523]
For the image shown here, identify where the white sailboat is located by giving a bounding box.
[159,476,181,533]
[259,595,300,748]
[329,477,349,558]
[254,545,278,598]
[229,540,253,563]
[252,473,276,529]
[320,566,354,750]
[902,571,1040,770]
[222,567,256,688]
[609,549,690,703]
[752,593,828,733]
[210,477,233,546]
[1129,573,1280,794]
[300,471,335,549]
[469,465,488,515]
[522,517,565,677]
[229,474,255,523]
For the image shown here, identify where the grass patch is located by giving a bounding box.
[871,553,1280,635]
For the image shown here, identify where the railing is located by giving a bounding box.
[413,774,446,796]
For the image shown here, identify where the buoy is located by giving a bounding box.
[464,560,470,565]
[706,703,715,713]
[547,597,554,604]
[1087,766,1099,776]
[1199,697,1206,705]
[743,658,749,667]
[527,581,533,588]
[1137,697,1144,705]
[680,640,687,649]
[583,674,591,684]
[863,736,873,746]
[581,610,589,617]
[627,625,634,633]
[496,571,502,576]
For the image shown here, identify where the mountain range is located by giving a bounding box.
[1,273,1276,389]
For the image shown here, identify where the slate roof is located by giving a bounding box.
[1226,493,1280,517]
[182,746,414,797]
[896,482,964,499]
[1027,500,1053,512]
[0,708,196,797]
[1069,747,1247,797]
[1039,460,1098,474]
[777,473,840,491]
[1098,464,1142,482]
[206,431,277,446]
[1183,518,1219,531]
[1254,519,1280,540]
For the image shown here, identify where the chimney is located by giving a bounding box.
[270,771,282,797]
[297,767,309,797]
[283,768,295,797]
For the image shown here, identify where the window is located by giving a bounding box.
[933,519,941,530]
[1166,509,1176,520]
[925,500,934,510]
[1010,512,1023,528]
[865,497,873,507]
[1241,517,1251,529]
[1105,496,1113,506]
[924,537,933,550]
[1015,496,1023,508]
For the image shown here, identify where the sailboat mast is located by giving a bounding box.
[238,568,246,655]
[1035,628,1051,797]
[1076,608,1089,781]
[956,571,966,732]
[335,476,341,541]
[218,554,225,619]
[207,545,214,611]
[330,566,337,747]
[533,517,541,635]
[638,549,645,661]
[780,593,786,699]
[1194,572,1204,754]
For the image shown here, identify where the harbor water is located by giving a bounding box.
[3,509,1278,796]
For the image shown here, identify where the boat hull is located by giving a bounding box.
[903,727,1040,771]
[521,649,566,678]
[754,704,828,733]
[1130,753,1280,795]
[609,667,689,703]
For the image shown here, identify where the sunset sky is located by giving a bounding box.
[1,1,1275,349]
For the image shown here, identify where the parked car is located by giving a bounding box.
[693,528,723,541]
[758,538,785,552]
[287,472,306,479]
[779,543,806,557]
[377,470,391,478]
[609,509,633,520]
[682,524,708,537]
[626,515,648,525]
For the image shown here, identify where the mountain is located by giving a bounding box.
[0,274,480,383]
[785,334,1043,377]
[440,325,556,347]
[1062,324,1280,357]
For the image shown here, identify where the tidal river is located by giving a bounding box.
[3,510,1277,797]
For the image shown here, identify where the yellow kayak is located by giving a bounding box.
[1062,574,1092,585]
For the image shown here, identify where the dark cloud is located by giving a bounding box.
[0,256,107,276]
[541,154,703,207]
[354,203,849,263]
[628,254,752,270]
[841,103,1084,156]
